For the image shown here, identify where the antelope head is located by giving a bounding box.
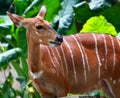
[7,5,63,47]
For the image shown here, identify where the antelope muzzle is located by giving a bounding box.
[49,35,63,47]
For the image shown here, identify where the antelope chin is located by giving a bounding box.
[49,41,62,47]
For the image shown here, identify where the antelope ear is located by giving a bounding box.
[37,5,46,18]
[7,11,24,27]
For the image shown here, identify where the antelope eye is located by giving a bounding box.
[36,25,43,29]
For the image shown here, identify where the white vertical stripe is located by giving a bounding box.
[64,38,77,83]
[77,34,90,72]
[46,46,56,67]
[105,79,115,98]
[71,35,87,83]
[109,35,116,71]
[92,34,102,79]
[60,45,69,75]
[102,34,108,70]
[82,48,90,72]
[50,47,60,65]
[55,48,65,75]
[45,46,57,69]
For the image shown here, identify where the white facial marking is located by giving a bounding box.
[49,43,56,47]
[35,31,39,35]
[39,39,42,43]
[92,34,102,79]
[30,70,44,79]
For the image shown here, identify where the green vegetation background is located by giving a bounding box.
[0,0,120,98]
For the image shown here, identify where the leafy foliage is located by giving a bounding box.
[74,0,120,32]
[0,17,5,23]
[53,0,79,35]
[0,73,19,98]
[0,48,22,66]
[81,15,117,36]
[0,0,120,98]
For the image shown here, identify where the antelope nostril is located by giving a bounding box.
[56,36,63,42]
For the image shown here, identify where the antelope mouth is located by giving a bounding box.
[49,41,62,47]
[49,35,63,47]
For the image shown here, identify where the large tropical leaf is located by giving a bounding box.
[0,48,22,66]
[22,0,42,16]
[53,0,79,35]
[15,27,27,57]
[73,1,96,23]
[0,73,20,98]
[73,0,112,23]
[74,1,120,32]
[14,0,31,15]
[0,15,12,40]
[0,15,12,28]
[80,15,117,36]
[100,4,120,32]
[25,0,62,21]
[88,0,112,10]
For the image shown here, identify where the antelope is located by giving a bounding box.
[7,5,120,98]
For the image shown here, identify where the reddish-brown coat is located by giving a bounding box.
[7,5,120,98]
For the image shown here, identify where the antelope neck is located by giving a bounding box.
[27,31,41,73]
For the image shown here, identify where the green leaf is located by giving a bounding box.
[53,0,79,35]
[11,61,27,77]
[14,0,31,15]
[80,15,117,36]
[0,48,22,66]
[74,2,120,32]
[88,0,112,10]
[66,22,77,35]
[40,0,62,21]
[26,0,62,21]
[0,15,13,28]
[0,73,18,98]
[22,0,42,16]
[21,58,29,78]
[100,4,120,32]
[0,17,5,23]
[16,76,28,90]
[73,1,96,23]
[15,27,27,57]
[91,90,100,97]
